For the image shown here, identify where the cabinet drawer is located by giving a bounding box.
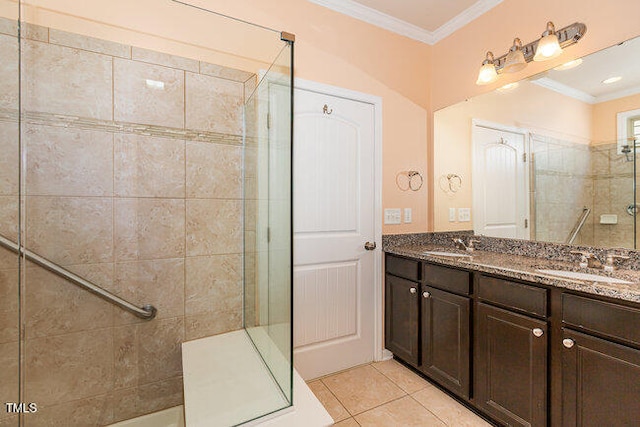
[424,263,470,295]
[386,254,420,281]
[562,293,640,347]
[477,275,547,318]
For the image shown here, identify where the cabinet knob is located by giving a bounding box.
[423,291,431,298]
[563,338,575,348]
[532,328,544,337]
[410,287,417,294]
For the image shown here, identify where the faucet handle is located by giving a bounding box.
[467,239,480,252]
[604,253,630,272]
[570,250,593,268]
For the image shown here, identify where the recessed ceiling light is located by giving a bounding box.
[497,82,520,92]
[602,76,622,84]
[553,58,583,71]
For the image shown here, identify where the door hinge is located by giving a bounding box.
[267,112,271,129]
[525,219,529,228]
[522,152,527,162]
[267,227,271,243]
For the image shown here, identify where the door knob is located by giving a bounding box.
[409,287,417,294]
[364,242,376,250]
[532,328,544,337]
[423,291,431,298]
[563,338,575,348]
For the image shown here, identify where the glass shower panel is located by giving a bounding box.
[244,41,294,411]
[0,1,20,426]
[17,0,292,425]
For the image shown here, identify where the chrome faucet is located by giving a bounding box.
[453,238,480,253]
[571,250,630,271]
[604,253,630,272]
[570,251,602,269]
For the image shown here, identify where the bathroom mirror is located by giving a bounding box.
[434,35,640,249]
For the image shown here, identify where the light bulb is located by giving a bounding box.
[534,22,563,62]
[476,52,498,85]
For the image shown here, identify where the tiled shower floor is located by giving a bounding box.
[308,360,493,426]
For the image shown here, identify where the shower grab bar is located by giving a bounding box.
[565,207,591,245]
[0,234,157,320]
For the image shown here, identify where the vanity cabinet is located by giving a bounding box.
[385,255,420,365]
[385,255,471,398]
[421,264,471,399]
[384,251,640,427]
[561,294,640,426]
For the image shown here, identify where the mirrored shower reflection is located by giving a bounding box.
[533,136,637,248]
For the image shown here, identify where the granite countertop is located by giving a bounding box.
[385,242,640,304]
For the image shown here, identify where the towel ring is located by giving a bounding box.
[396,170,423,192]
[438,173,462,194]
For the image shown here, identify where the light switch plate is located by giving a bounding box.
[384,208,402,225]
[458,208,471,222]
[404,208,412,223]
[449,208,456,222]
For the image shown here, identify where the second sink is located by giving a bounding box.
[423,251,471,258]
[536,269,633,284]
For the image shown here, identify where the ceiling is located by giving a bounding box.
[531,36,640,104]
[308,0,503,44]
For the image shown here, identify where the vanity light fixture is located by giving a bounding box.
[475,21,587,85]
[476,52,499,85]
[533,22,563,61]
[504,38,527,73]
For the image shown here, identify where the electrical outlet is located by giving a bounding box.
[384,208,402,225]
[458,208,471,222]
[404,208,412,223]
[449,208,456,222]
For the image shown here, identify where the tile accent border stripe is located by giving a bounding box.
[0,108,243,146]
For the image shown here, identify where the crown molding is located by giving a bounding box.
[531,77,597,104]
[431,0,503,42]
[594,86,640,103]
[307,0,502,45]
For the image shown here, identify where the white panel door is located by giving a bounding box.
[293,87,376,380]
[472,122,530,239]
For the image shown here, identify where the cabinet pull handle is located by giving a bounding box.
[532,328,544,337]
[423,291,430,298]
[410,287,417,294]
[563,338,575,348]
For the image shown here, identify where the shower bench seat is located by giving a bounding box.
[181,329,332,426]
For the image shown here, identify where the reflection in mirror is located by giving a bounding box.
[434,36,640,249]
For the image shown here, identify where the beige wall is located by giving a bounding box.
[433,81,592,231]
[592,93,640,143]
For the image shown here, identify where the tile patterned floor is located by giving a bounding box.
[308,359,493,427]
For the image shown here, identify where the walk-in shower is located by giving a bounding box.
[0,1,293,425]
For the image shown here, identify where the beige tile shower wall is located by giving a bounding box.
[590,143,635,249]
[532,135,593,245]
[0,21,19,422]
[0,18,256,426]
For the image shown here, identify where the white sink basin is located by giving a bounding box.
[536,269,633,284]
[423,251,471,258]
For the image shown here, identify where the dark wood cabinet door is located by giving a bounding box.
[421,286,470,399]
[385,273,420,365]
[475,303,547,427]
[562,329,640,427]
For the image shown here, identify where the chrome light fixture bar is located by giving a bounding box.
[476,21,587,85]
